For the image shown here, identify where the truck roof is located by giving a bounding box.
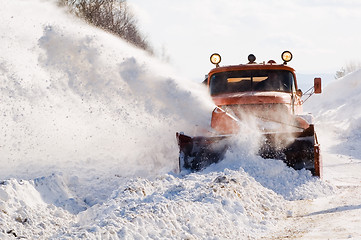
[208,63,296,75]
[207,63,298,90]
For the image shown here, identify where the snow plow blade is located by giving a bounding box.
[176,133,229,171]
[176,125,322,177]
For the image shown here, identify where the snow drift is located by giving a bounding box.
[304,69,361,159]
[306,69,361,133]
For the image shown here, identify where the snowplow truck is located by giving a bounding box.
[176,51,322,177]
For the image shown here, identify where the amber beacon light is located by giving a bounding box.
[281,51,293,64]
[210,53,221,67]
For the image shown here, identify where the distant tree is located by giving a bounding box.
[58,0,153,54]
[335,61,361,79]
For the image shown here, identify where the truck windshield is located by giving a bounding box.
[209,70,294,96]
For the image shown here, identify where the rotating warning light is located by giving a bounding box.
[281,51,293,63]
[210,53,221,66]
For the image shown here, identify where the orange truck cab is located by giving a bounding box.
[177,51,323,177]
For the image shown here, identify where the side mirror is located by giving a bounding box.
[296,89,303,97]
[314,77,322,94]
[302,78,322,103]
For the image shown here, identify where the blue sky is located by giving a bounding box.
[129,0,361,83]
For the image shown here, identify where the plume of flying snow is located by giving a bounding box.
[0,0,214,179]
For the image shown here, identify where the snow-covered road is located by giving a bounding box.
[265,88,361,239]
[265,150,361,239]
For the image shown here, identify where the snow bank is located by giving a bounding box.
[0,168,332,239]
[0,171,286,239]
[305,70,361,158]
[0,178,76,238]
[305,70,361,134]
[73,171,286,239]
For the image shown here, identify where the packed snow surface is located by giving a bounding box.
[1,0,360,239]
